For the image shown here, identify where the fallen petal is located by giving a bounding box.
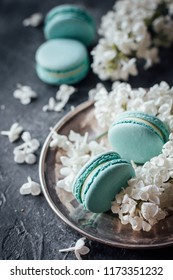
[30,182,41,196]
[20,183,31,195]
[25,153,37,164]
[78,246,90,255]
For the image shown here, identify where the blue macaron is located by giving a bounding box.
[35,39,89,85]
[72,151,135,213]
[108,111,170,164]
[44,5,96,46]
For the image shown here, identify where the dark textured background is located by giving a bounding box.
[1,0,173,260]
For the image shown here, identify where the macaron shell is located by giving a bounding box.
[44,5,96,46]
[35,39,89,85]
[83,161,135,213]
[35,39,88,71]
[108,122,165,164]
[114,111,169,142]
[45,5,94,25]
[44,17,95,46]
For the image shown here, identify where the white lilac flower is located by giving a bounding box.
[1,123,23,142]
[20,176,41,196]
[59,237,90,260]
[91,0,173,81]
[42,97,57,112]
[106,80,173,231]
[88,83,104,100]
[13,132,40,164]
[88,140,107,156]
[13,84,38,105]
[111,131,173,231]
[141,202,159,221]
[93,81,173,130]
[43,85,76,112]
[49,128,70,150]
[52,129,107,192]
[56,85,76,101]
[23,13,43,27]
[53,81,173,231]
[14,149,37,164]
[120,58,138,80]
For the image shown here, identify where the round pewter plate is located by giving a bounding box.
[39,100,173,249]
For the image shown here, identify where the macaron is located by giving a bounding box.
[35,39,89,85]
[108,111,170,164]
[44,5,96,46]
[72,151,135,213]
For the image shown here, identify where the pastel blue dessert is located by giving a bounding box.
[72,151,135,213]
[35,39,89,85]
[44,5,96,46]
[108,111,170,164]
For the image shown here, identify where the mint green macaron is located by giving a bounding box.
[108,111,170,164]
[72,151,135,213]
[35,39,89,85]
[44,5,96,46]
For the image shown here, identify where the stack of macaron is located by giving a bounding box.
[72,111,169,214]
[35,4,96,85]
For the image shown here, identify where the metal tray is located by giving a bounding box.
[39,100,173,249]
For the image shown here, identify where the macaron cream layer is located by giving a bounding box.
[36,61,89,85]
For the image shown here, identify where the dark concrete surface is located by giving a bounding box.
[0,0,173,260]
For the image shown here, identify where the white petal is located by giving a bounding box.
[22,131,31,142]
[141,203,159,221]
[29,139,40,151]
[14,151,25,163]
[75,251,82,260]
[21,97,31,105]
[129,216,142,231]
[75,238,85,250]
[30,182,41,196]
[78,246,90,255]
[19,183,31,195]
[25,153,37,164]
[142,221,152,232]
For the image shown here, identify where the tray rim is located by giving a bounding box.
[39,100,173,249]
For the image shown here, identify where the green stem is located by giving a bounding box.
[95,130,108,141]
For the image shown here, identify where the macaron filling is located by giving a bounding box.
[36,60,89,79]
